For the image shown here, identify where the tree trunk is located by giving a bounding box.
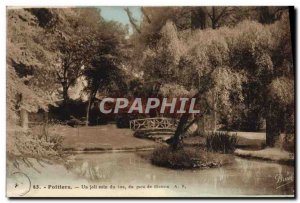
[172,113,190,150]
[211,7,217,29]
[171,91,203,150]
[196,115,205,136]
[62,85,69,106]
[86,98,91,126]
[17,93,28,130]
[20,108,28,130]
[86,95,93,126]
[266,103,281,147]
[212,89,217,131]
[170,71,221,148]
[191,8,207,30]
[86,91,97,126]
[62,84,70,120]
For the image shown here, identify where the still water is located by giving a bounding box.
[68,152,294,197]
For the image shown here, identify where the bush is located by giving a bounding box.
[206,131,237,153]
[116,114,131,128]
[283,134,294,153]
[151,146,222,169]
[276,133,294,153]
[7,122,65,169]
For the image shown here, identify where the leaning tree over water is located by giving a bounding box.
[129,8,293,149]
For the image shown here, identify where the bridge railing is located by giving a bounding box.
[130,117,179,131]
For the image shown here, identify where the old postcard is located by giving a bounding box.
[6,6,295,198]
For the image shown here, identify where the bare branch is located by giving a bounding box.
[141,7,151,24]
[215,7,228,22]
[124,7,141,34]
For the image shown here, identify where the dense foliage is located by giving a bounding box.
[130,8,293,148]
[7,7,294,166]
[7,8,128,163]
[151,146,224,169]
[206,132,238,153]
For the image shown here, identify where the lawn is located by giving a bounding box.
[184,131,265,149]
[50,124,160,152]
[234,148,294,165]
[52,125,265,152]
[46,124,293,166]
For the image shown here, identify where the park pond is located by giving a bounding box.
[7,151,294,197]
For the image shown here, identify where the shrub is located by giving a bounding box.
[275,133,295,153]
[7,122,65,170]
[206,131,237,153]
[151,146,222,169]
[283,134,294,153]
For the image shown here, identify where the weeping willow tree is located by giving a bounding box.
[135,21,246,149]
[135,10,293,149]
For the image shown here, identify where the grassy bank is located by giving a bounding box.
[183,132,265,150]
[234,148,294,165]
[48,124,160,152]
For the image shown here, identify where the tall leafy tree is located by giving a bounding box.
[7,8,65,163]
[83,20,128,124]
[7,8,60,127]
[49,8,103,119]
[136,21,246,149]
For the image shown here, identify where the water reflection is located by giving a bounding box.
[68,152,294,196]
[71,157,116,182]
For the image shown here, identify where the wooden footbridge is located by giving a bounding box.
[129,117,178,141]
